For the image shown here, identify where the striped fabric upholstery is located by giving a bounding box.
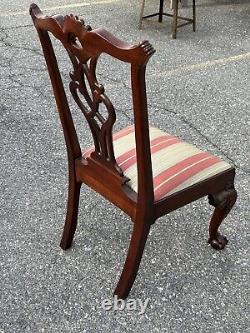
[83,125,232,201]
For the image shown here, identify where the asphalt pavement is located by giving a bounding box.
[0,0,249,332]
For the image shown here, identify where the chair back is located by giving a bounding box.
[30,4,155,204]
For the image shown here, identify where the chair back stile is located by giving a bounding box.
[31,14,81,163]
[130,63,154,210]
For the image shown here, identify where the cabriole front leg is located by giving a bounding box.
[208,185,237,250]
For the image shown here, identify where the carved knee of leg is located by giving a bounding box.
[208,186,237,217]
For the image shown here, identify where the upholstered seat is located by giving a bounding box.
[83,126,231,201]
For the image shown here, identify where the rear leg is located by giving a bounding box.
[60,166,81,250]
[114,217,152,299]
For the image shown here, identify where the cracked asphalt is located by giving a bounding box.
[0,0,249,332]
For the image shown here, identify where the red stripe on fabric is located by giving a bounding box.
[119,137,181,171]
[153,152,211,187]
[116,135,175,164]
[154,155,221,201]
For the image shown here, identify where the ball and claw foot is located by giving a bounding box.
[208,232,228,250]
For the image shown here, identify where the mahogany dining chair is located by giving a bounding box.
[30,4,237,299]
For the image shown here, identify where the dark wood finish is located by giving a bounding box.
[159,0,164,23]
[114,213,152,299]
[208,184,237,250]
[30,4,237,299]
[193,0,196,32]
[139,0,196,39]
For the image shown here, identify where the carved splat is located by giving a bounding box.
[60,16,121,175]
[68,50,122,175]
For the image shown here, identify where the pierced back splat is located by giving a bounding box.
[68,49,121,174]
[64,18,123,176]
